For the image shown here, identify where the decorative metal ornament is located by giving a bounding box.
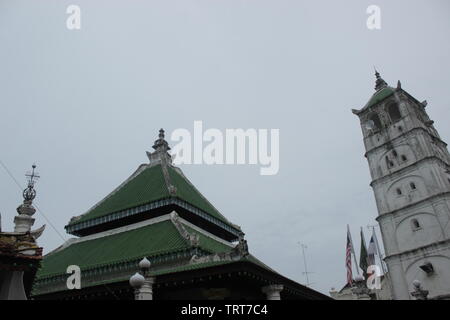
[23,164,39,202]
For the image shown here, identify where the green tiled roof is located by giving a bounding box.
[37,219,233,279]
[38,220,186,278]
[68,164,233,229]
[72,165,169,224]
[167,167,229,224]
[366,87,395,108]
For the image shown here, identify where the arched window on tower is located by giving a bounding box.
[386,156,394,169]
[368,113,382,131]
[388,102,402,122]
[411,219,421,231]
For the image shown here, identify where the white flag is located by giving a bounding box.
[367,235,377,266]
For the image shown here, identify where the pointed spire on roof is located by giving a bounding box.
[374,69,388,91]
[147,128,173,165]
[152,128,170,152]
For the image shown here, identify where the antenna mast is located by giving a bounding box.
[299,243,313,287]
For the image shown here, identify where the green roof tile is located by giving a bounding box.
[72,165,169,224]
[38,221,188,278]
[37,220,233,279]
[366,87,395,108]
[167,167,231,225]
[33,216,281,297]
[68,164,235,230]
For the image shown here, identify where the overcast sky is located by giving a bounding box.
[1,0,450,295]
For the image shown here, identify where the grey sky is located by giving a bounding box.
[1,0,449,295]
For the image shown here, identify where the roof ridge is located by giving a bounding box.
[178,215,235,248]
[169,212,199,248]
[160,159,177,196]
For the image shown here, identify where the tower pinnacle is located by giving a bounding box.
[152,128,170,152]
[147,128,172,164]
[374,69,388,91]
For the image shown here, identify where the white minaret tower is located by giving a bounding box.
[352,72,450,300]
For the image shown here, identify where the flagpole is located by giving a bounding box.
[371,226,387,275]
[360,227,368,276]
[347,224,360,275]
[360,227,367,251]
[371,225,395,299]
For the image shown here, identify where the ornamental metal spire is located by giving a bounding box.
[374,69,388,91]
[14,164,39,233]
[23,164,39,202]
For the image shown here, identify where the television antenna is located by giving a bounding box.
[299,242,314,287]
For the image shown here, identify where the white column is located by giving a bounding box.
[134,277,155,300]
[262,284,284,300]
[14,202,36,233]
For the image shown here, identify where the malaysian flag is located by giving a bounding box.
[346,226,353,286]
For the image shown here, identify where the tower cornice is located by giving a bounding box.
[364,126,448,158]
[375,190,450,218]
[383,238,450,263]
[370,155,450,187]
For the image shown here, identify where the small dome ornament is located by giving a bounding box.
[129,272,145,289]
[129,257,155,300]
[139,257,151,271]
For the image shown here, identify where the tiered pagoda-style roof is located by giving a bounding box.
[32,130,329,300]
[65,129,241,241]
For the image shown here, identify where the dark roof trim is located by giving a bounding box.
[65,198,241,237]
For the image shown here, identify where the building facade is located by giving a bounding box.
[352,72,450,300]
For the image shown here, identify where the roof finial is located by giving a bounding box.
[152,128,170,152]
[147,128,172,164]
[14,164,39,233]
[23,164,39,202]
[158,128,165,140]
[374,68,387,91]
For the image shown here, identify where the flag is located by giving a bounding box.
[367,234,377,266]
[346,226,353,285]
[359,228,369,279]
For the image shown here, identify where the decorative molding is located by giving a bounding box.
[189,233,249,265]
[170,212,199,247]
